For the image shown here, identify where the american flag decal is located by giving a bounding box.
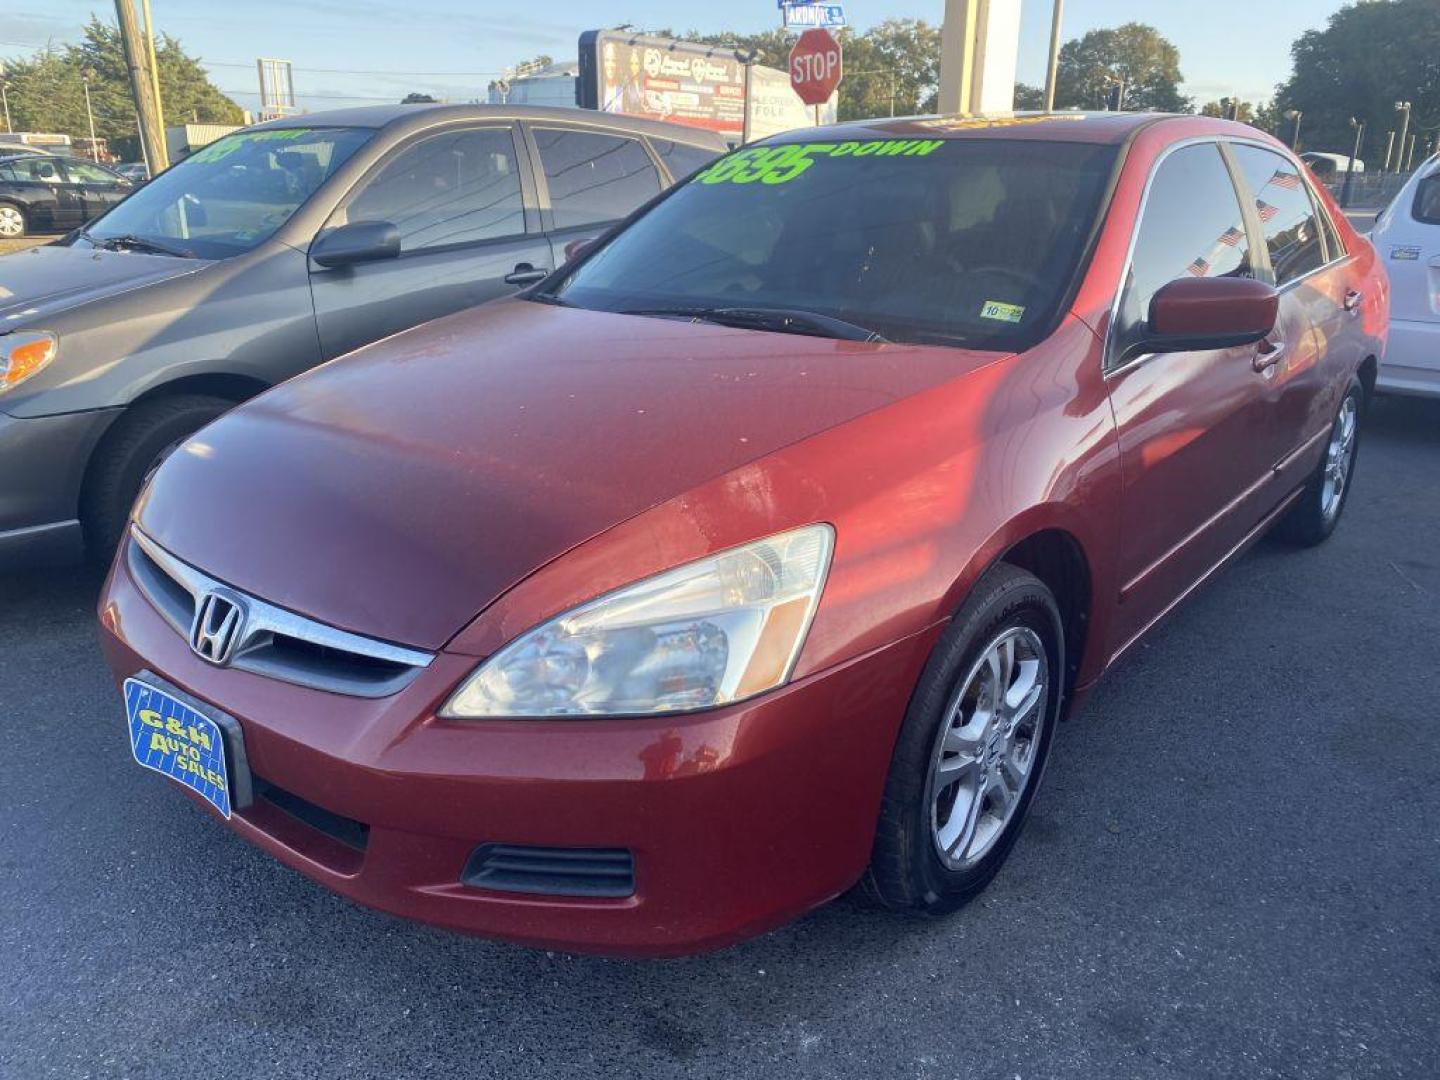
[1256,200,1279,222]
[1186,256,1210,277]
[1269,169,1301,190]
[1217,226,1244,247]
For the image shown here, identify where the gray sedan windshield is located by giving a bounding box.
[83,127,373,259]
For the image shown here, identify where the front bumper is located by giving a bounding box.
[98,548,939,956]
[0,407,118,566]
[1378,318,1440,398]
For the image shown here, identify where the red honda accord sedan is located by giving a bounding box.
[99,112,1387,955]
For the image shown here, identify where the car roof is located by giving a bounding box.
[763,111,1234,147]
[248,103,729,148]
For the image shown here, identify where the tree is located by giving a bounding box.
[401,92,438,104]
[1053,23,1190,112]
[1,17,242,157]
[1272,0,1440,156]
[1013,82,1045,110]
[1200,97,1256,123]
[836,19,942,119]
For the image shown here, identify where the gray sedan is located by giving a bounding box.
[0,104,723,564]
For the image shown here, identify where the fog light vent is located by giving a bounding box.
[462,844,635,898]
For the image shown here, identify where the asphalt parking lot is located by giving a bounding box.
[2,394,1437,1080]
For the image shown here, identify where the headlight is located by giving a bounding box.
[440,524,835,718]
[0,331,57,393]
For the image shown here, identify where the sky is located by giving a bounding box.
[2,0,1344,115]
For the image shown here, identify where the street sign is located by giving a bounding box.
[780,3,846,28]
[789,28,843,107]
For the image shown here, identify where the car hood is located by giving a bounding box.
[137,299,1006,650]
[0,243,206,322]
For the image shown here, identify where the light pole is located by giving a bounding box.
[1284,108,1302,150]
[82,76,99,161]
[1395,100,1411,173]
[1405,131,1417,172]
[1341,116,1364,208]
[1042,0,1063,112]
[1382,129,1395,172]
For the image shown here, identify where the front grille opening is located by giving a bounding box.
[252,774,370,852]
[128,537,194,630]
[254,634,415,692]
[462,844,635,898]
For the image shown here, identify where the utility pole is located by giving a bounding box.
[1395,100,1411,173]
[114,0,168,172]
[1042,0,1063,112]
[141,0,165,139]
[82,77,99,161]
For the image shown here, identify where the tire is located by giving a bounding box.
[0,201,28,239]
[863,563,1064,914]
[80,394,232,561]
[1275,375,1363,548]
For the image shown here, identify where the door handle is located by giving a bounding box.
[1253,338,1285,373]
[1343,289,1363,313]
[504,263,550,286]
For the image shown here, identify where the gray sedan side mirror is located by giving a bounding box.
[311,221,401,268]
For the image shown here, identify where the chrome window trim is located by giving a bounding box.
[1101,133,1353,379]
[129,527,434,693]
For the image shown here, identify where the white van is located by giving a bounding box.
[1301,152,1364,178]
[1371,154,1440,397]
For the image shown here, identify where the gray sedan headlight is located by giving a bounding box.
[0,331,57,394]
[440,524,835,718]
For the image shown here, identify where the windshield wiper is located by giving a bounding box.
[89,233,195,258]
[621,305,887,343]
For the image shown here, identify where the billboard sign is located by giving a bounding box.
[578,31,747,137]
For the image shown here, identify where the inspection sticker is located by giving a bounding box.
[979,300,1026,323]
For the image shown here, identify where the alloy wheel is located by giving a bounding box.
[926,626,1050,870]
[1320,394,1358,522]
[0,206,24,238]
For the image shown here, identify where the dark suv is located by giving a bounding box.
[0,105,724,564]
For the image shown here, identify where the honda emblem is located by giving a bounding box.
[189,590,246,666]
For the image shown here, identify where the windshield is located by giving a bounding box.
[81,127,374,259]
[547,136,1117,350]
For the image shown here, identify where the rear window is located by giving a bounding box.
[1414,174,1440,225]
[650,138,722,181]
[1230,145,1326,285]
[546,137,1117,350]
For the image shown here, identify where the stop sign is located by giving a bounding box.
[789,28,842,107]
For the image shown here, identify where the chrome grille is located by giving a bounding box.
[127,527,433,698]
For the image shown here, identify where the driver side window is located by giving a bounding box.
[339,126,527,252]
[1110,143,1255,367]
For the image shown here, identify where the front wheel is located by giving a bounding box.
[0,202,28,239]
[863,564,1063,914]
[1275,375,1363,547]
[80,394,233,561]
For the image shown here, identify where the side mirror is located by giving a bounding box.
[311,220,401,269]
[1143,276,1278,354]
[563,236,596,263]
